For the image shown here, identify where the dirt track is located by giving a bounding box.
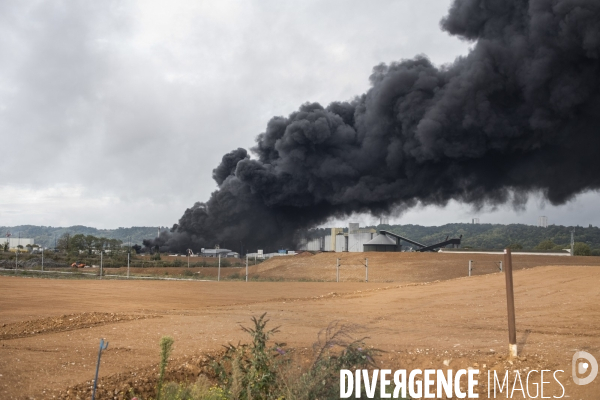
[1,253,599,399]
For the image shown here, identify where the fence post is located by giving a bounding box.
[365,258,368,282]
[503,248,517,358]
[499,261,503,272]
[336,258,339,283]
[218,253,221,282]
[92,338,109,400]
[468,260,472,277]
[246,254,248,282]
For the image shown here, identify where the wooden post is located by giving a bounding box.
[503,248,517,358]
[246,254,248,282]
[365,258,368,282]
[336,258,340,282]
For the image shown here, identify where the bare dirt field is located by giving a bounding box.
[1,252,599,399]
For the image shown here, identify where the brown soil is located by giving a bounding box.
[0,253,599,399]
[0,313,159,340]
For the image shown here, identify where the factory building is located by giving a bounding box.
[3,238,34,249]
[299,224,376,253]
[299,224,462,253]
[363,234,400,252]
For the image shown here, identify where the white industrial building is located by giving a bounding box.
[3,238,34,249]
[298,224,376,253]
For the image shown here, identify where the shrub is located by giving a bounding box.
[157,336,175,400]
[161,376,227,400]
[158,315,387,400]
[211,313,284,399]
[574,242,591,256]
[283,321,384,400]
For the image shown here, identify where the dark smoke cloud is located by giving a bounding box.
[159,0,600,253]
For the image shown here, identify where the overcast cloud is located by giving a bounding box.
[1,0,598,229]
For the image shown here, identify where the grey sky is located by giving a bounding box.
[1,0,598,229]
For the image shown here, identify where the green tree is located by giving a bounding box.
[535,239,555,250]
[574,242,591,256]
[57,233,71,252]
[507,243,523,250]
[69,234,88,252]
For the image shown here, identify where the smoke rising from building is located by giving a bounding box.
[153,0,600,253]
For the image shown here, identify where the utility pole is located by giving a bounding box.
[127,236,131,278]
[503,248,517,358]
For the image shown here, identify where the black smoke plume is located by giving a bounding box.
[157,0,600,253]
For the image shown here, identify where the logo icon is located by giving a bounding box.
[572,351,598,385]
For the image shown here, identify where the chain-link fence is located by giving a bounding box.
[3,251,589,283]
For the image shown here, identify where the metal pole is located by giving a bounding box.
[503,248,517,358]
[571,229,575,256]
[218,253,221,282]
[127,237,131,278]
[92,338,109,400]
[499,261,503,272]
[245,254,248,282]
[42,247,44,271]
[15,246,18,273]
[468,260,472,277]
[100,251,103,279]
[336,258,339,282]
[365,258,368,282]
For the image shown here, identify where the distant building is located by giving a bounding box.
[538,216,548,228]
[472,218,480,224]
[4,238,34,249]
[200,248,239,258]
[298,223,376,253]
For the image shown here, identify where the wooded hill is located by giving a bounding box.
[0,225,164,248]
[3,223,600,254]
[371,223,600,253]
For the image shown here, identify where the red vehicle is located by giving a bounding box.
[71,261,86,268]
